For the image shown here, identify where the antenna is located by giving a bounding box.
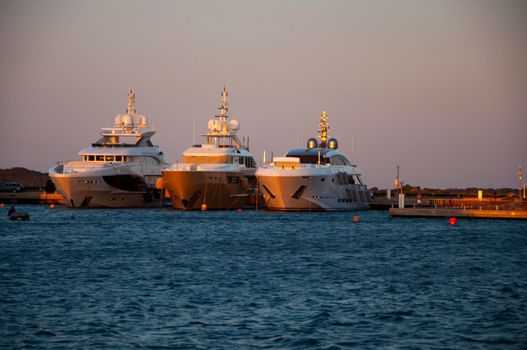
[218,86,228,118]
[127,89,136,115]
[317,110,330,146]
[192,117,196,145]
[214,86,230,135]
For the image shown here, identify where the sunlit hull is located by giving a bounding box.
[257,169,369,211]
[49,164,162,208]
[162,169,254,210]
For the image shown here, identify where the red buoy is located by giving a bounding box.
[449,217,457,225]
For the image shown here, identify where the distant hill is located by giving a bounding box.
[0,167,50,188]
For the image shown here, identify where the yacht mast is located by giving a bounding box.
[127,89,136,115]
[205,86,241,148]
[217,86,229,133]
[318,110,330,147]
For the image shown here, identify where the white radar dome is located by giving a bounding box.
[208,119,221,132]
[229,119,239,131]
[122,114,133,127]
[137,115,148,127]
[114,115,123,127]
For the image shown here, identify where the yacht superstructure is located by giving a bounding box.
[256,111,370,211]
[162,87,257,210]
[49,90,168,208]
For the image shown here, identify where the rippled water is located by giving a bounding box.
[1,205,526,349]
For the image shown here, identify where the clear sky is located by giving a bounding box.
[1,0,526,188]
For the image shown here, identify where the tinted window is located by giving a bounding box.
[287,154,328,164]
[329,155,350,165]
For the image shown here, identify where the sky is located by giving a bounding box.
[1,0,526,189]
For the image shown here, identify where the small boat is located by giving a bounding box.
[7,207,30,221]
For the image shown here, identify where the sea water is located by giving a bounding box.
[1,205,526,349]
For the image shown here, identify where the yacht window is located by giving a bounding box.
[96,155,104,161]
[329,155,350,166]
[348,176,355,184]
[330,157,342,165]
[245,157,256,168]
[116,156,122,162]
[105,156,114,162]
[287,154,328,165]
[227,176,240,184]
[356,175,364,185]
[88,155,95,161]
[83,156,87,161]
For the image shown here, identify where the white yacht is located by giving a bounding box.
[49,90,169,208]
[256,111,370,211]
[162,87,257,210]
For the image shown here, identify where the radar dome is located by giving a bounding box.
[207,119,221,132]
[114,115,123,127]
[229,119,239,131]
[307,138,318,149]
[122,114,133,127]
[328,138,338,149]
[137,115,148,127]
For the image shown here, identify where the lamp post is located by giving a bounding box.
[394,165,403,194]
[518,165,523,200]
[395,165,405,208]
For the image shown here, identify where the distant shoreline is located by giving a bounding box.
[0,166,520,198]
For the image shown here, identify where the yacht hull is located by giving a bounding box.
[50,172,160,208]
[162,169,253,210]
[257,173,369,211]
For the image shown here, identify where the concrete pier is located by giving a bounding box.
[389,207,527,220]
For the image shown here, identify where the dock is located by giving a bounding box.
[389,207,527,220]
[0,191,65,205]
